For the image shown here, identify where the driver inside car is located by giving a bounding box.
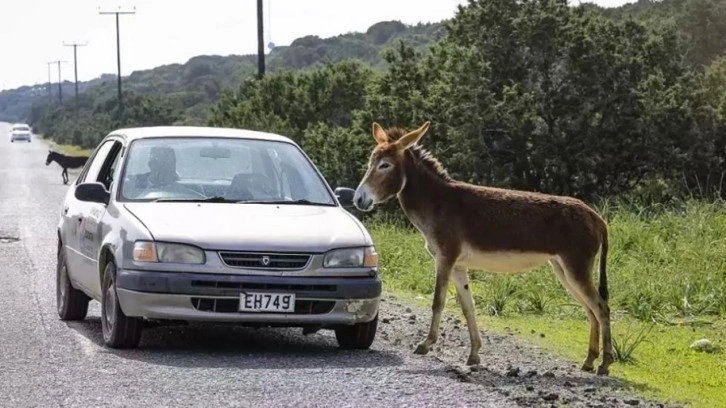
[134,146,180,189]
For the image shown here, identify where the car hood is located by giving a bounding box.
[123,202,370,252]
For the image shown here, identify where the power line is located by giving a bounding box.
[99,6,136,124]
[63,42,88,110]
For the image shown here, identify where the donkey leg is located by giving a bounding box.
[451,266,482,365]
[561,257,613,376]
[414,257,454,356]
[551,259,600,372]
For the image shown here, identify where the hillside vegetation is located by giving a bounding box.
[0,20,443,134]
[0,0,722,204]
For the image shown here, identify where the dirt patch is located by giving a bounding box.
[376,293,678,408]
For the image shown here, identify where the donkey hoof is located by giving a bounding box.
[466,354,481,366]
[581,363,594,372]
[414,343,430,355]
[596,365,609,376]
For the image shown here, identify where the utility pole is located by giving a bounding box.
[57,61,63,104]
[99,6,136,124]
[257,0,265,78]
[47,60,66,104]
[46,62,53,99]
[63,42,88,110]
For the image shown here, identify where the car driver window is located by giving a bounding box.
[100,146,123,191]
[82,141,117,184]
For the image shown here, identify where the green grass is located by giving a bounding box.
[484,316,726,408]
[369,200,726,408]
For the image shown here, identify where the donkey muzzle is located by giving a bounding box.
[353,188,374,212]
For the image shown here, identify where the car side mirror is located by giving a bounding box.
[334,187,356,208]
[75,182,110,205]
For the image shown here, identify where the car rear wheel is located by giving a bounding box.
[101,261,142,348]
[335,313,378,350]
[56,246,90,320]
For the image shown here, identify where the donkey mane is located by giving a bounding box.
[385,127,452,182]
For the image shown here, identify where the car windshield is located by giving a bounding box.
[119,137,336,205]
[13,126,29,132]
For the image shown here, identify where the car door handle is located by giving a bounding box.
[63,206,69,215]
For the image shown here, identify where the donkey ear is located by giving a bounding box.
[372,122,388,144]
[396,121,430,150]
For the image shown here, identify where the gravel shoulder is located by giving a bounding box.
[375,293,676,408]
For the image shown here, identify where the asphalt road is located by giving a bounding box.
[0,122,664,408]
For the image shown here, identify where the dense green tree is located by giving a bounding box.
[209,61,373,143]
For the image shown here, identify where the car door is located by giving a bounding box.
[61,140,113,293]
[65,140,119,296]
[77,139,124,299]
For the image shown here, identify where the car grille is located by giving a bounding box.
[218,251,311,270]
[191,297,336,314]
[191,280,337,292]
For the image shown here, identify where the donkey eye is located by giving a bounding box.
[377,162,392,171]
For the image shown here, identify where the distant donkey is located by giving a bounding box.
[45,150,89,185]
[353,121,613,375]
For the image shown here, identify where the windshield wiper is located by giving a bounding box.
[236,199,332,206]
[154,196,234,203]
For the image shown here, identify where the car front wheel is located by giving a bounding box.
[335,313,378,350]
[56,246,90,320]
[101,261,142,348]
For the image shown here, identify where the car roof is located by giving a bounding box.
[109,126,295,144]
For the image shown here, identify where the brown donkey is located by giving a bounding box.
[353,121,614,375]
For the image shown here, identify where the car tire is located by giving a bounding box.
[101,261,142,348]
[56,246,90,321]
[335,313,378,350]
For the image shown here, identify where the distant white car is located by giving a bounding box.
[10,123,32,142]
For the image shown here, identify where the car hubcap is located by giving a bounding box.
[104,284,116,333]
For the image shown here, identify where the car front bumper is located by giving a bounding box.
[115,269,381,326]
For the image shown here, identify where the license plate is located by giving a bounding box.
[239,292,295,313]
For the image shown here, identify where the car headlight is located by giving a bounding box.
[324,246,378,268]
[133,241,205,264]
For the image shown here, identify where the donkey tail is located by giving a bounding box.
[598,227,609,302]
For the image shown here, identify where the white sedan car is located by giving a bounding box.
[10,123,32,142]
[56,126,381,349]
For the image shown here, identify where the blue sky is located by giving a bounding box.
[0,0,634,91]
